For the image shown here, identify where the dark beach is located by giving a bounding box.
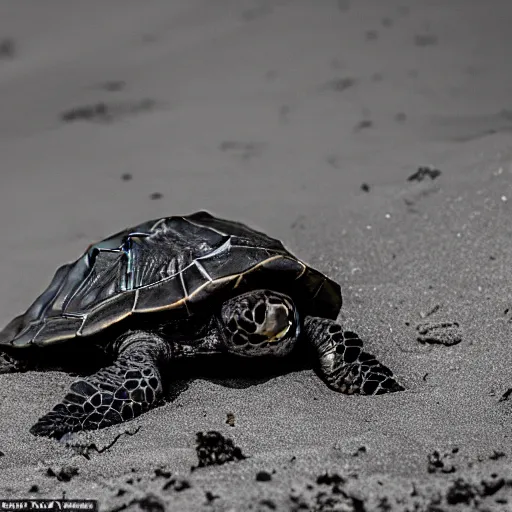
[1,1,512,510]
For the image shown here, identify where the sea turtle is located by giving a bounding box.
[0,211,403,438]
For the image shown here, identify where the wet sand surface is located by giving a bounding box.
[1,1,512,510]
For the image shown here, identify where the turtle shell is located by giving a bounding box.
[0,211,341,348]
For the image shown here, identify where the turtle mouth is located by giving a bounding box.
[262,324,291,343]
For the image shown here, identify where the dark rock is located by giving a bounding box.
[446,478,475,505]
[130,494,165,512]
[256,471,272,482]
[499,389,512,402]
[352,446,367,457]
[193,431,247,469]
[162,477,191,492]
[407,167,442,182]
[46,466,79,482]
[259,499,276,510]
[479,476,505,496]
[153,466,172,479]
[205,491,219,503]
[316,472,345,486]
[489,450,506,460]
[226,412,235,427]
[427,450,456,474]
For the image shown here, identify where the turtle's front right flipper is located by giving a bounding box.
[304,317,404,395]
[30,331,171,439]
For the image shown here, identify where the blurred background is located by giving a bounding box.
[1,0,512,322]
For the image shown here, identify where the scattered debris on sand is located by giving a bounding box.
[354,119,373,132]
[226,412,235,427]
[259,498,277,510]
[110,493,166,512]
[407,166,442,182]
[193,431,247,469]
[420,304,442,318]
[60,99,158,124]
[416,321,462,346]
[316,472,345,486]
[0,38,15,59]
[352,446,367,457]
[162,477,191,492]
[152,466,172,480]
[489,450,506,460]
[46,466,79,482]
[427,448,458,474]
[205,491,219,503]
[64,427,140,460]
[256,470,272,482]
[499,388,512,402]
[324,77,356,92]
[99,81,126,92]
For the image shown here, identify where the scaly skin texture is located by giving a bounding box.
[18,292,403,438]
[303,316,404,395]
[30,331,171,439]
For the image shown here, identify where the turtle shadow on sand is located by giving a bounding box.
[0,212,403,438]
[21,341,311,404]
[166,345,312,397]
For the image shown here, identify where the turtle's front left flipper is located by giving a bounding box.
[304,317,404,395]
[30,331,171,439]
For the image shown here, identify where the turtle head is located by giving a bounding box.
[218,289,300,357]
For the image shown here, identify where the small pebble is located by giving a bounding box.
[226,412,235,427]
[256,471,272,482]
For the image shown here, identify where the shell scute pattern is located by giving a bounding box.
[0,212,342,348]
